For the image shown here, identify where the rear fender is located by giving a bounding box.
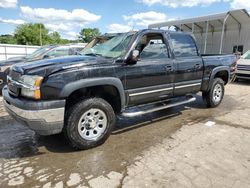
[205,66,230,91]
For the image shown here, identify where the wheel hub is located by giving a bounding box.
[213,84,222,104]
[78,108,107,141]
[86,117,97,129]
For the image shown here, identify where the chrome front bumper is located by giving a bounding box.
[2,86,65,135]
[236,70,250,80]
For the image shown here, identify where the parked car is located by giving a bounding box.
[0,44,85,93]
[82,33,120,51]
[235,50,250,81]
[3,29,236,150]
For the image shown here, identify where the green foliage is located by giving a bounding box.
[78,28,101,43]
[1,23,101,46]
[14,23,51,45]
[48,32,69,44]
[13,23,71,45]
[0,35,17,44]
[49,32,61,44]
[59,38,71,44]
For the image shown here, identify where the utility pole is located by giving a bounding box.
[40,23,42,46]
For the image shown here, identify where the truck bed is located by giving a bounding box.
[202,54,237,67]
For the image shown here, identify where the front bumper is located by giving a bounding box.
[235,70,250,80]
[2,86,65,135]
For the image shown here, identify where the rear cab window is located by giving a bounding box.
[169,33,199,58]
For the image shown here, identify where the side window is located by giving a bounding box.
[136,34,169,60]
[47,47,70,57]
[170,34,198,57]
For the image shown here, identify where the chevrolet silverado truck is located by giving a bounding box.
[3,29,236,150]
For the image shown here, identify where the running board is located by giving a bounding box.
[122,96,196,117]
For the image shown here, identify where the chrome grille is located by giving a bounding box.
[237,64,250,71]
[7,70,22,96]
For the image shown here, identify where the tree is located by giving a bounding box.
[48,32,69,44]
[0,35,17,44]
[14,23,51,45]
[78,28,101,43]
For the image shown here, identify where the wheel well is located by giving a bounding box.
[214,71,229,85]
[66,85,122,113]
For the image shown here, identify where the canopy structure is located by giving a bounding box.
[148,9,250,54]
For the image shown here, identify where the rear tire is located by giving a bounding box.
[64,97,116,150]
[202,78,225,108]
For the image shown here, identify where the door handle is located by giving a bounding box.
[194,64,201,69]
[165,65,173,71]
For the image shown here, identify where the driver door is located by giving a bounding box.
[125,33,175,106]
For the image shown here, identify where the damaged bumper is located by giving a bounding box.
[2,86,65,135]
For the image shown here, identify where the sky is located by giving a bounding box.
[0,0,249,39]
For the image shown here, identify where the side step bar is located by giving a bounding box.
[122,96,196,117]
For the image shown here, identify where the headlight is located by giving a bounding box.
[19,75,43,100]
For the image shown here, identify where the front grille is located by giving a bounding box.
[7,70,22,96]
[237,64,250,71]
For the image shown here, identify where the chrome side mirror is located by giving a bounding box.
[131,50,140,62]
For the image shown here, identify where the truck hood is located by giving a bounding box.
[11,55,106,77]
[237,58,250,65]
[0,57,27,67]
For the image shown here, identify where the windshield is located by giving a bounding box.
[26,46,51,60]
[242,50,250,59]
[82,33,134,58]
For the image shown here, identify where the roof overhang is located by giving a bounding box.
[148,9,250,34]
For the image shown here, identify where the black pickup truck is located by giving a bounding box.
[3,29,236,149]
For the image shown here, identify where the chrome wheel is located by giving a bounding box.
[78,108,107,141]
[212,84,222,104]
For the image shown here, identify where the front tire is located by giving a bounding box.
[64,98,116,150]
[202,78,225,108]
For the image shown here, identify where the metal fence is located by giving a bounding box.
[0,44,40,61]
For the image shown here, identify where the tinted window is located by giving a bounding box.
[47,47,69,57]
[140,40,169,59]
[137,34,169,60]
[69,47,84,55]
[170,34,198,57]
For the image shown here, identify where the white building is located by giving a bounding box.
[148,9,250,55]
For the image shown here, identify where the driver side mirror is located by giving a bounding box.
[127,50,140,64]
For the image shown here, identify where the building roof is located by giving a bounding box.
[148,9,250,34]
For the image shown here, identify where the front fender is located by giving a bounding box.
[60,77,126,110]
